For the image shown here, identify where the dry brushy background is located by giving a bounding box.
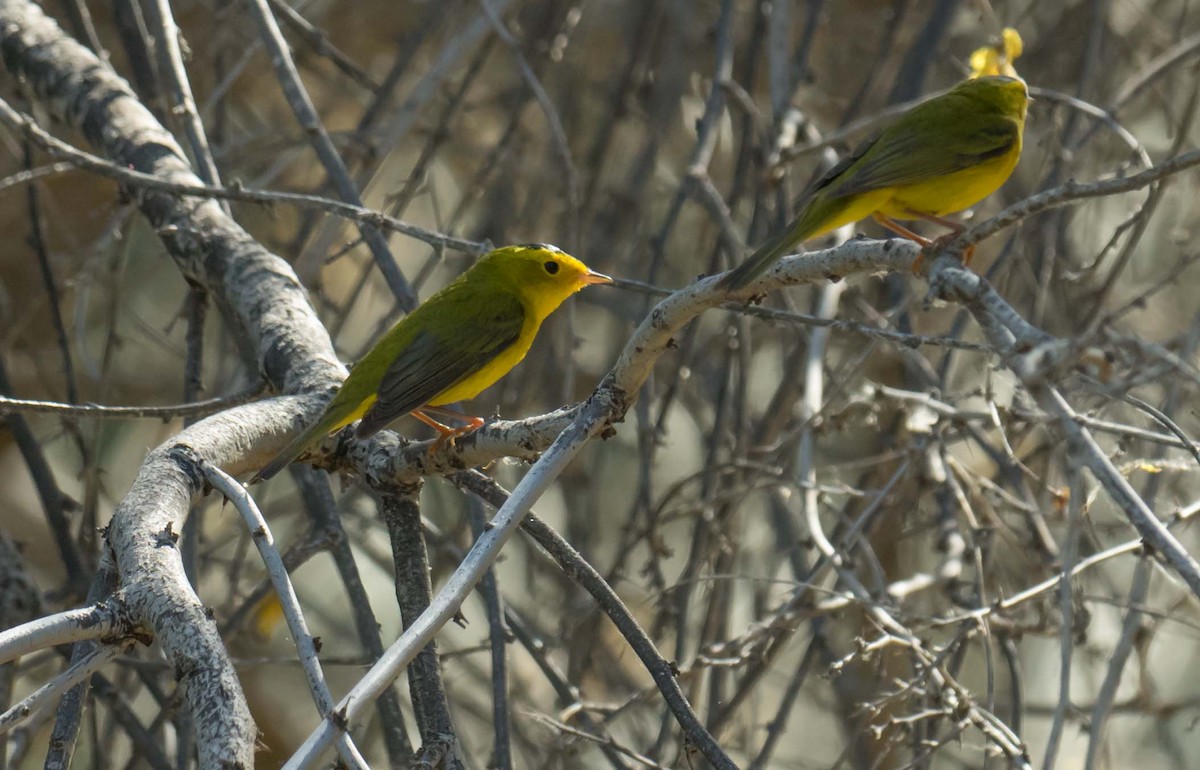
[2,0,1200,768]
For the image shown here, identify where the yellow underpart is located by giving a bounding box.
[805,189,894,241]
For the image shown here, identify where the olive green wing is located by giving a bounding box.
[804,131,883,198]
[354,291,526,438]
[828,98,1019,197]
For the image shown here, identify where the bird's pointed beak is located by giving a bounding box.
[581,270,613,286]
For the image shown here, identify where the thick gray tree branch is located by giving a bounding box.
[0,0,343,397]
[0,2,349,763]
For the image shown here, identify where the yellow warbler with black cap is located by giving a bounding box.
[254,244,611,480]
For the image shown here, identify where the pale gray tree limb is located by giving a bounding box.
[200,460,368,770]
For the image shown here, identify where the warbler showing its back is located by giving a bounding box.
[720,75,1029,289]
[876,76,1027,219]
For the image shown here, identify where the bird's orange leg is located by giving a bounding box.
[910,212,960,231]
[873,213,932,272]
[412,407,486,453]
[909,212,975,267]
[874,213,975,271]
[873,213,931,245]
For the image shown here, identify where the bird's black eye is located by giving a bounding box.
[543,260,560,275]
